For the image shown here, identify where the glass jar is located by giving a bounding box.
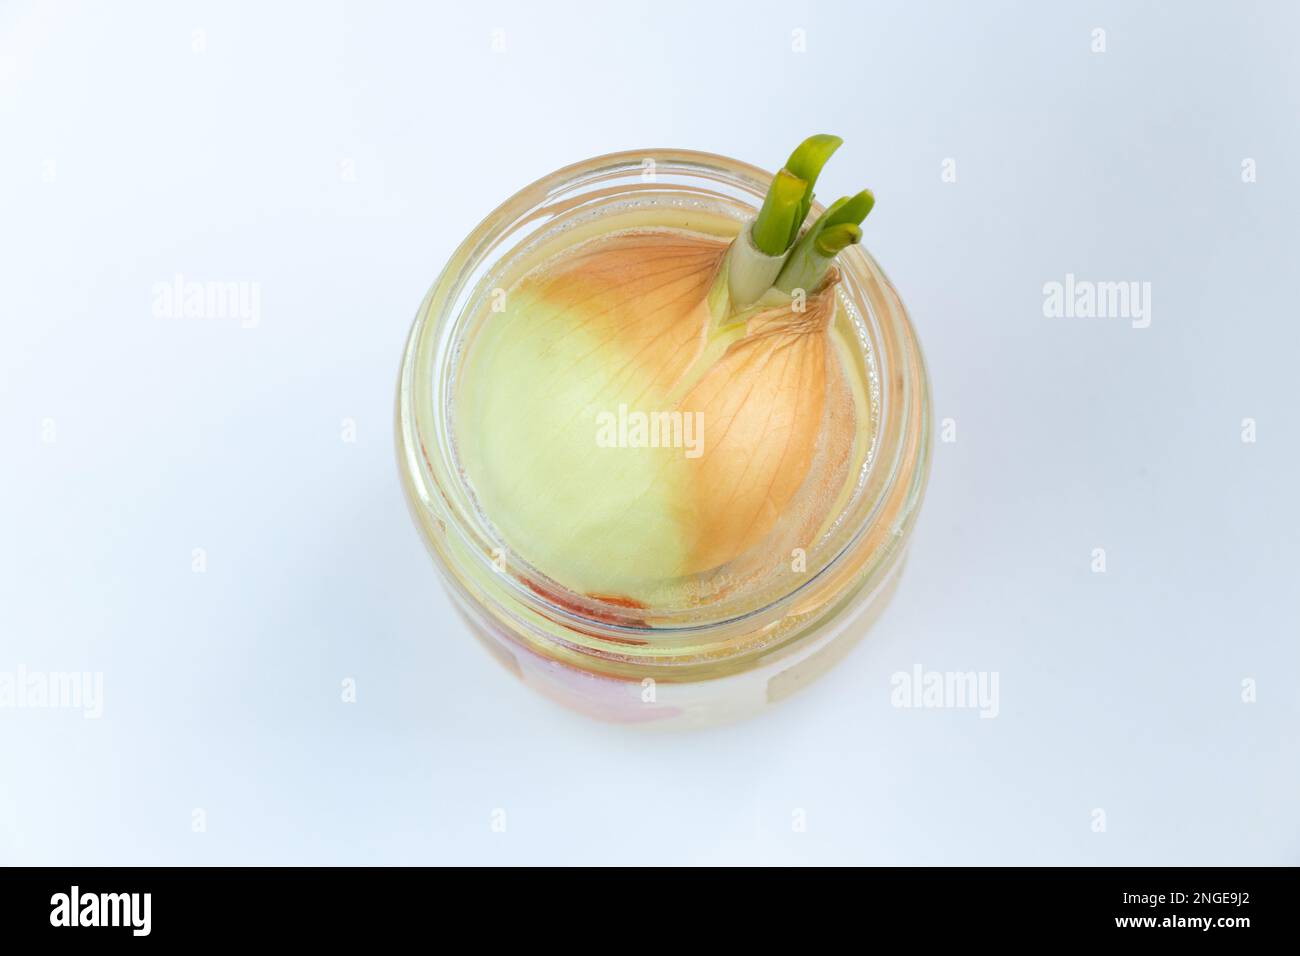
[396,149,932,727]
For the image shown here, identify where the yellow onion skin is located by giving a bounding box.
[455,229,855,607]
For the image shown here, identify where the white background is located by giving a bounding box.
[2,0,1297,865]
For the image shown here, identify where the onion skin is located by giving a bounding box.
[456,229,854,606]
[670,284,841,575]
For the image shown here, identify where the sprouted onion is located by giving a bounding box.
[455,136,875,609]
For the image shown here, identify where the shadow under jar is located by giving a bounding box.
[396,149,932,727]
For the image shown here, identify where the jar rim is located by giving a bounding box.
[397,148,932,667]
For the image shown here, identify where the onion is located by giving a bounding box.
[455,136,875,607]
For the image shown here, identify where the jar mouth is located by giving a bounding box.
[397,148,931,658]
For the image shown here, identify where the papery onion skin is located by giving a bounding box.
[457,232,723,601]
[669,284,842,575]
[455,228,858,607]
